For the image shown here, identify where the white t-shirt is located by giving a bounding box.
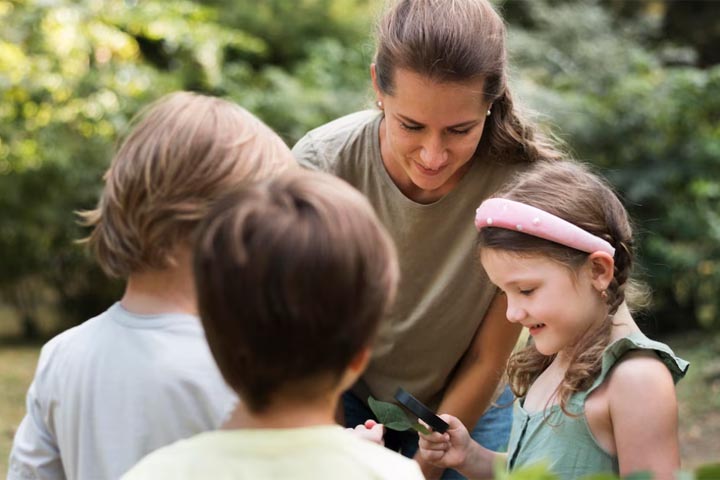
[123,425,424,480]
[8,303,237,480]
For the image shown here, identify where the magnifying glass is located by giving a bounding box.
[394,387,449,434]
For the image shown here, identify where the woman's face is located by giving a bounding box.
[373,66,492,203]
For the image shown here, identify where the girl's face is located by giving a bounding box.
[373,67,491,204]
[480,249,608,358]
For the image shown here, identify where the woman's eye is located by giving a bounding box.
[519,288,535,296]
[400,122,422,131]
[448,128,472,135]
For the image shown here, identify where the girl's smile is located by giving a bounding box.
[528,323,546,336]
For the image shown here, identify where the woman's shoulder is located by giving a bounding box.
[295,110,380,148]
[292,110,381,171]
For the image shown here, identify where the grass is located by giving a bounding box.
[664,330,720,469]
[0,343,42,474]
[0,330,718,473]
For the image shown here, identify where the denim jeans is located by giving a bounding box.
[342,385,514,479]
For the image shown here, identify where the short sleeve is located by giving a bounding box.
[8,346,65,480]
[291,133,324,172]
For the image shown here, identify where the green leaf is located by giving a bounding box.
[696,463,720,480]
[413,422,431,435]
[367,396,413,432]
[506,461,558,480]
[622,472,653,480]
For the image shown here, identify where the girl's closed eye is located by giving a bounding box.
[448,127,472,136]
[519,288,535,296]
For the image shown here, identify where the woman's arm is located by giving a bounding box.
[414,293,520,478]
[437,293,520,430]
[609,353,680,480]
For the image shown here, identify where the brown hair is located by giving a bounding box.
[477,160,647,415]
[193,171,399,413]
[374,0,563,164]
[80,91,295,278]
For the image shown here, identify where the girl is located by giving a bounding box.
[292,1,563,476]
[418,161,688,480]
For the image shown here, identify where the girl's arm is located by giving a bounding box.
[418,414,505,479]
[609,352,680,480]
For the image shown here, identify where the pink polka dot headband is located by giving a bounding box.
[474,198,616,256]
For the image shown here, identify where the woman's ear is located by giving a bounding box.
[370,64,383,102]
[588,251,615,292]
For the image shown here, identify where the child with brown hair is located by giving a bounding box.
[123,171,423,479]
[9,92,295,480]
[418,161,689,479]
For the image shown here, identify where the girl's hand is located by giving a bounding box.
[418,414,472,469]
[347,419,385,445]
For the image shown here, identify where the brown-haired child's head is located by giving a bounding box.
[193,171,399,413]
[81,91,295,278]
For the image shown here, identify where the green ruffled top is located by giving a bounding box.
[506,332,689,480]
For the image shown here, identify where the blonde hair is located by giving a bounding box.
[80,91,295,278]
[374,0,563,164]
[477,161,649,415]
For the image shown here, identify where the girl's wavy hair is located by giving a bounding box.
[477,161,649,416]
[79,91,295,278]
[374,0,564,164]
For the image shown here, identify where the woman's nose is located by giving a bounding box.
[419,136,448,170]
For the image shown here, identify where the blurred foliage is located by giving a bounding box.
[499,459,720,480]
[0,0,718,335]
[501,0,720,332]
[0,0,375,335]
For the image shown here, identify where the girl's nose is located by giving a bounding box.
[506,303,526,323]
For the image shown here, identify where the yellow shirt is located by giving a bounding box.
[123,425,423,480]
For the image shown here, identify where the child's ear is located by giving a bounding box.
[588,251,615,292]
[348,347,371,374]
[338,347,371,392]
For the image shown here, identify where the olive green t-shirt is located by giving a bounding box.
[292,110,520,407]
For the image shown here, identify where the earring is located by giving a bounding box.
[601,290,608,300]
[376,100,383,109]
[486,109,491,117]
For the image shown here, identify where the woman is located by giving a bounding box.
[292,0,563,477]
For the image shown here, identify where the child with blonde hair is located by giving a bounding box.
[124,171,423,479]
[418,161,688,480]
[9,92,295,480]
